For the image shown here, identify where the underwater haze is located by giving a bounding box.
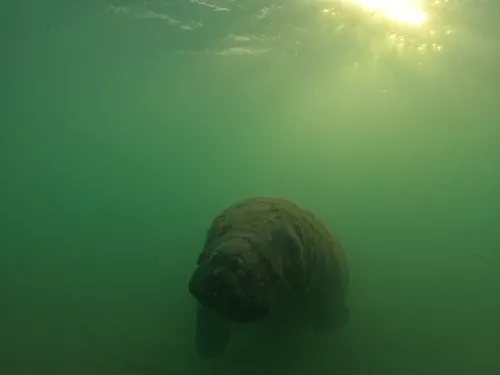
[1,0,499,374]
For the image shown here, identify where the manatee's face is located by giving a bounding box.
[189,238,274,323]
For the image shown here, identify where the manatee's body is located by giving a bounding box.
[188,197,349,357]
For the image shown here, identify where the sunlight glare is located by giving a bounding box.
[349,0,426,25]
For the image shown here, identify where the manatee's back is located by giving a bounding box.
[263,198,348,301]
[200,197,348,300]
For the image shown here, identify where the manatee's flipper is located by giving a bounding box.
[195,304,231,358]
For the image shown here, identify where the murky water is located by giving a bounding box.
[1,1,499,374]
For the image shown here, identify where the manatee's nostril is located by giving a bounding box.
[229,257,245,274]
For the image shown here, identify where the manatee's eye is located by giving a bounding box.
[209,252,220,261]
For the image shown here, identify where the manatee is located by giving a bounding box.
[188,197,349,358]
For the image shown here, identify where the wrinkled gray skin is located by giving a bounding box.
[188,197,349,358]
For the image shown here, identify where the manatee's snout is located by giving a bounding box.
[189,238,273,323]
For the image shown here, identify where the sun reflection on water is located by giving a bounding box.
[349,0,427,25]
[318,0,453,58]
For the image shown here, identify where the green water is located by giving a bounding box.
[2,0,499,374]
